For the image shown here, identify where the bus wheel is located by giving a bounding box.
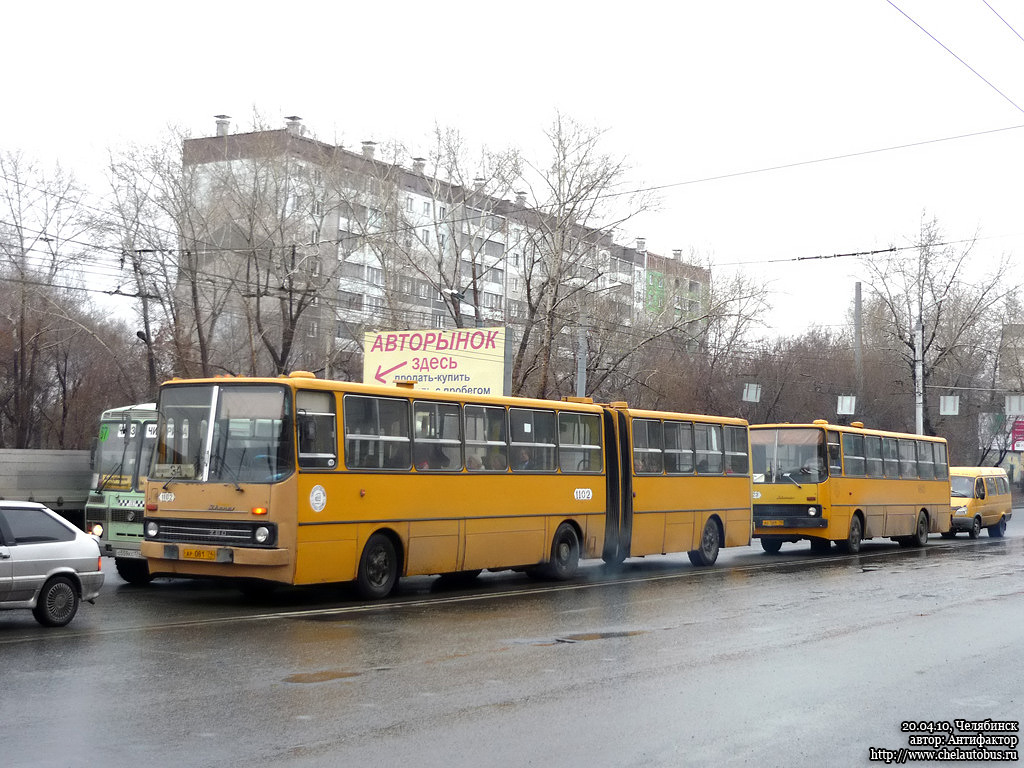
[911,512,929,547]
[988,517,1007,538]
[545,523,580,580]
[968,517,982,539]
[115,557,153,585]
[809,538,831,553]
[836,516,862,554]
[688,519,720,567]
[760,538,783,555]
[357,533,399,599]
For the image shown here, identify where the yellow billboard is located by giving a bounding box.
[362,327,507,395]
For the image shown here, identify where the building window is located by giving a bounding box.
[438,206,447,219]
[307,321,319,338]
[433,314,445,329]
[422,201,430,215]
[406,198,413,211]
[421,229,430,245]
[310,228,320,244]
[367,267,383,286]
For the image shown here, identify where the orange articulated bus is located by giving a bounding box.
[140,373,752,597]
[750,420,950,554]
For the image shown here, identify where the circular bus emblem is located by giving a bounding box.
[310,485,327,512]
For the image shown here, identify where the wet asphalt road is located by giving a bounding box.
[3,527,1023,768]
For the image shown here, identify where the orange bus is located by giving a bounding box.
[140,373,752,597]
[750,420,950,554]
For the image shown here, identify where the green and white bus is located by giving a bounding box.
[84,403,158,584]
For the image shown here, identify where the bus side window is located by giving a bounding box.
[841,433,865,476]
[413,401,461,471]
[881,437,899,477]
[694,423,723,474]
[343,395,411,470]
[296,391,337,470]
[723,425,749,475]
[898,439,918,478]
[933,442,949,480]
[828,432,843,475]
[557,412,602,473]
[632,419,664,474]
[510,408,556,472]
[664,421,694,475]
[976,478,986,499]
[916,441,935,480]
[864,436,883,478]
[465,404,507,472]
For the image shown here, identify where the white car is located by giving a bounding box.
[0,501,104,627]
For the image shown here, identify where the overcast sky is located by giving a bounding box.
[4,0,1023,337]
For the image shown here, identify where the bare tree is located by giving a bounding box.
[511,113,656,398]
[860,214,1017,437]
[0,151,94,446]
[101,118,338,379]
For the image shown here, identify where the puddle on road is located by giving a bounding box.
[524,629,651,646]
[283,669,362,684]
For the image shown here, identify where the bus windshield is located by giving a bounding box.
[751,427,827,485]
[95,417,157,491]
[151,384,293,484]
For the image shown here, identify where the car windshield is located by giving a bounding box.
[151,384,293,484]
[750,428,827,485]
[950,476,973,497]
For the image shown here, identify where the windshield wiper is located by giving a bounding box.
[781,472,803,488]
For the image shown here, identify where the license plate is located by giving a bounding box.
[761,520,784,527]
[114,549,143,560]
[182,547,218,561]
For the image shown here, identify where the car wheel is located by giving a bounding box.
[32,575,80,627]
[987,517,1007,538]
[968,517,982,539]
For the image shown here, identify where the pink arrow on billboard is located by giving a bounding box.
[375,361,408,383]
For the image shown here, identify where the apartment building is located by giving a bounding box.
[181,116,710,380]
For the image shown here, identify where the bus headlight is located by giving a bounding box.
[807,507,817,516]
[145,521,159,538]
[254,526,271,544]
[955,506,968,517]
[90,523,104,537]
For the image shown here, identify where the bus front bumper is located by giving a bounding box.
[755,516,828,531]
[140,541,290,566]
